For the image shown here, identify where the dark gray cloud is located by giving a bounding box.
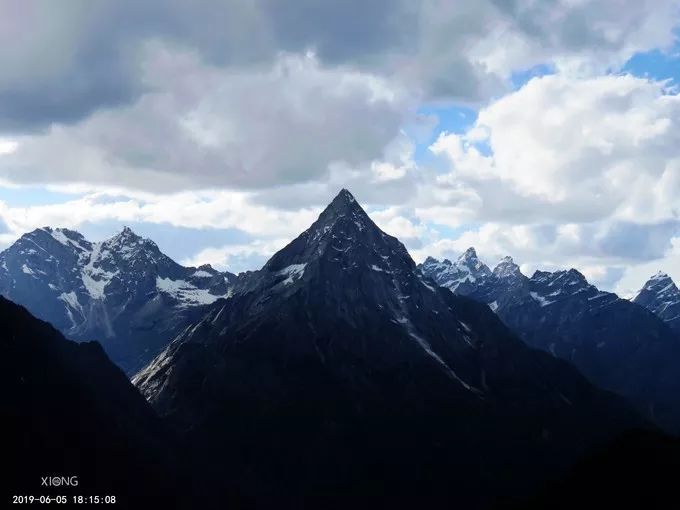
[0,51,411,192]
[2,0,677,133]
[261,0,416,64]
[0,0,272,132]
[598,221,680,261]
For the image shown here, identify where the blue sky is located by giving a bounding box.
[0,1,679,293]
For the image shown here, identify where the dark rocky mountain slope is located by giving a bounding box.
[421,254,680,433]
[134,190,646,509]
[1,296,187,508]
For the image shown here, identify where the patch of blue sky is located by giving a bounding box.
[622,42,680,85]
[410,105,478,165]
[509,63,555,90]
[432,223,480,242]
[0,185,82,207]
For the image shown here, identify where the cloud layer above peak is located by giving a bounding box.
[1,0,678,132]
[0,0,679,294]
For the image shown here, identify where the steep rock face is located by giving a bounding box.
[0,227,235,373]
[421,255,680,433]
[633,272,680,332]
[0,297,185,508]
[135,190,644,509]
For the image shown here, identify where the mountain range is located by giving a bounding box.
[420,249,680,433]
[4,189,680,508]
[131,190,645,508]
[0,226,235,373]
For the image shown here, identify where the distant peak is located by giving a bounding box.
[566,268,587,280]
[423,256,440,265]
[454,247,491,277]
[458,247,478,262]
[24,227,86,246]
[532,268,588,286]
[24,226,56,238]
[651,271,671,281]
[107,226,145,246]
[493,256,522,278]
[640,272,677,293]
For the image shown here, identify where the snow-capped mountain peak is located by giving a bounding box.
[645,271,675,288]
[531,268,588,287]
[0,226,237,373]
[308,188,373,238]
[457,247,492,276]
[633,272,680,332]
[493,256,523,279]
[264,189,411,278]
[526,268,599,305]
[418,247,491,294]
[44,227,91,252]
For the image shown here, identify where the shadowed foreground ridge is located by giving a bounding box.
[0,296,186,508]
[135,189,648,509]
[511,429,680,510]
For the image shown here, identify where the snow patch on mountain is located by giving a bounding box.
[277,263,307,285]
[530,291,554,307]
[156,277,223,306]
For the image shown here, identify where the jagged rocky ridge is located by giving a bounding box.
[633,271,680,332]
[1,296,185,507]
[420,252,680,433]
[134,190,645,509]
[0,226,236,373]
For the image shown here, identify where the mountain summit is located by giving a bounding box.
[422,250,680,433]
[418,247,492,294]
[493,256,523,280]
[135,189,643,509]
[0,226,235,373]
[633,272,680,332]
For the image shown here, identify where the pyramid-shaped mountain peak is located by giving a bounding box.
[459,247,478,261]
[315,188,368,225]
[112,226,143,242]
[301,189,382,242]
[265,189,412,274]
[493,256,523,279]
[335,188,356,204]
[455,247,491,276]
[650,271,673,283]
[638,272,679,294]
[104,227,162,255]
